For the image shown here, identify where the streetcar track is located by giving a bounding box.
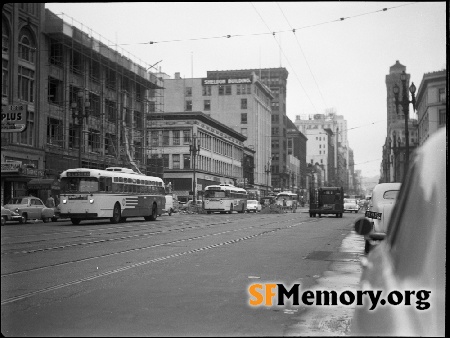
[1,214,302,255]
[0,213,286,240]
[1,220,307,305]
[1,218,317,277]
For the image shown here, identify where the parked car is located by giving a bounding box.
[246,200,262,213]
[359,182,402,253]
[3,196,55,224]
[180,200,203,211]
[352,128,445,336]
[1,205,24,225]
[343,198,359,213]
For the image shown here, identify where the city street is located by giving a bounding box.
[1,208,364,336]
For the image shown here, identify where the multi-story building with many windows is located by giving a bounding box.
[164,71,273,196]
[294,110,352,191]
[286,118,307,195]
[205,68,289,192]
[2,4,164,204]
[146,112,248,201]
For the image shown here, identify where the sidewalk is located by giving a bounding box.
[284,231,365,336]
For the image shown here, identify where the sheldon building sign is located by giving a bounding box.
[202,77,253,86]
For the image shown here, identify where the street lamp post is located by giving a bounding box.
[387,136,392,182]
[71,90,90,168]
[393,70,416,177]
[189,133,200,203]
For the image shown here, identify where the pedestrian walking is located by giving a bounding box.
[46,195,55,208]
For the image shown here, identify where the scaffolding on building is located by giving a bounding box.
[44,10,164,176]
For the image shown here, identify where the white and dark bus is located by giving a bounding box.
[59,167,165,225]
[204,184,248,214]
[275,191,298,212]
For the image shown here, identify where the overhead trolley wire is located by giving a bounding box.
[107,3,418,46]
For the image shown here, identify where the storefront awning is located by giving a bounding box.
[27,178,60,190]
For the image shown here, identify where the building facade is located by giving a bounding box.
[204,68,289,192]
[415,70,446,146]
[163,71,273,196]
[2,4,47,204]
[146,112,247,202]
[2,4,164,204]
[286,118,307,196]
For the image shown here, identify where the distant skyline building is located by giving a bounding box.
[294,111,353,191]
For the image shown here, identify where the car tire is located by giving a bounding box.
[42,217,49,223]
[71,218,81,225]
[1,216,6,226]
[207,211,211,214]
[20,214,27,224]
[52,217,58,222]
[228,205,233,214]
[168,208,172,216]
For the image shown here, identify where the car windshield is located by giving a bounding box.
[247,200,257,204]
[8,198,27,205]
[344,199,357,204]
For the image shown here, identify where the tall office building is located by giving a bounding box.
[164,71,273,196]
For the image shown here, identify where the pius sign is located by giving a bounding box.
[1,105,27,133]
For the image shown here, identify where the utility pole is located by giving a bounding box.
[189,132,200,203]
[71,90,90,168]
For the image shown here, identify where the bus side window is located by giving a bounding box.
[105,177,112,192]
[99,177,106,192]
[335,193,341,201]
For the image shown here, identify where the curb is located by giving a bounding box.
[284,231,365,336]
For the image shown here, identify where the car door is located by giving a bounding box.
[352,140,445,336]
[34,198,46,219]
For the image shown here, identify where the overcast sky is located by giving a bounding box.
[45,2,446,178]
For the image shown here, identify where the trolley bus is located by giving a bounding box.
[275,191,298,212]
[204,184,248,214]
[59,167,165,225]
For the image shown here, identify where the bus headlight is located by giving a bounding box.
[62,199,67,204]
[89,199,94,204]
[220,200,223,204]
[206,200,209,204]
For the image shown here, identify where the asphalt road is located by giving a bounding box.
[1,208,364,336]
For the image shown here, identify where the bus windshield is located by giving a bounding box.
[204,190,226,198]
[61,177,99,193]
[276,194,295,200]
